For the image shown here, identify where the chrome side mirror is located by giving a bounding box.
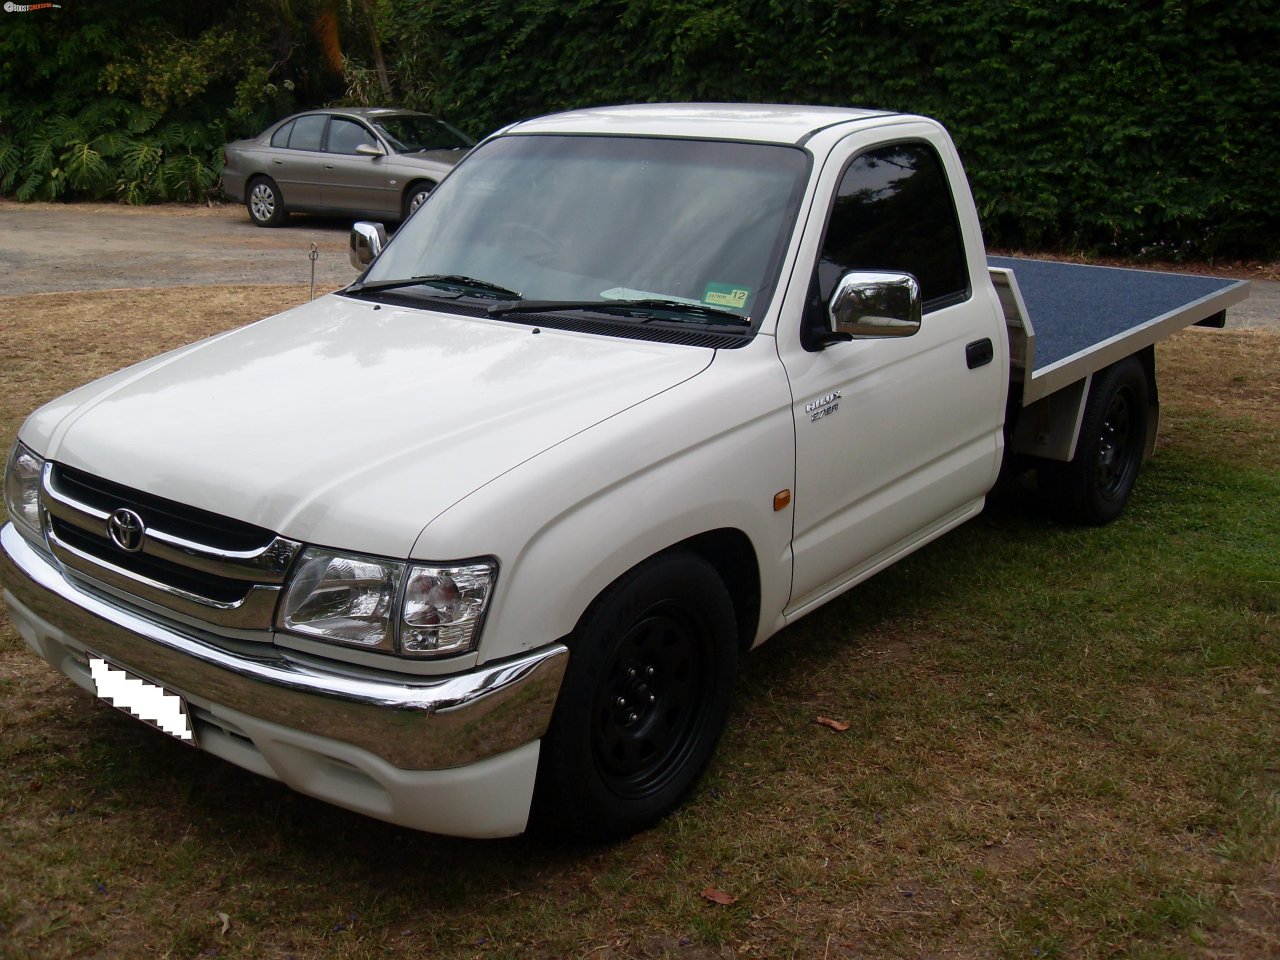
[350,221,388,269]
[354,143,385,158]
[829,271,922,339]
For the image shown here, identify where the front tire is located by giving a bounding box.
[246,176,286,227]
[534,551,739,840]
[1040,355,1151,525]
[402,181,435,220]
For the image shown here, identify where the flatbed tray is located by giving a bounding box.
[987,256,1250,404]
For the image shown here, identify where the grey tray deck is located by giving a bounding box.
[987,256,1250,404]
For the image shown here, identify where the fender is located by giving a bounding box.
[415,338,797,664]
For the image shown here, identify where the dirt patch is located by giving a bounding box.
[1195,863,1280,959]
[1159,328,1280,430]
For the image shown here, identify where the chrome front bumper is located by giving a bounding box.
[0,523,568,772]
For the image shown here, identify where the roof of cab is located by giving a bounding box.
[505,103,895,145]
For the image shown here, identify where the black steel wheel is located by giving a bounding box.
[246,176,286,227]
[534,551,738,839]
[1040,355,1151,525]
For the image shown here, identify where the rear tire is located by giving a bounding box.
[246,176,286,227]
[533,551,738,840]
[1040,355,1151,525]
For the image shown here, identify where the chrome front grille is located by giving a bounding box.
[41,463,301,630]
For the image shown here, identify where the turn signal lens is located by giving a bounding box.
[4,442,45,544]
[401,561,496,656]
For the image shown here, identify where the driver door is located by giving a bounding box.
[781,134,1006,613]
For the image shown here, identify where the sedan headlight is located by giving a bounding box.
[4,442,45,544]
[278,547,496,658]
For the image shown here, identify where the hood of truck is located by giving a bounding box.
[27,295,713,557]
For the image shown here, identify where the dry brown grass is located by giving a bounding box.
[1156,329,1280,479]
[1159,329,1280,429]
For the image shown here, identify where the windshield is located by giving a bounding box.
[364,134,810,322]
[371,114,474,153]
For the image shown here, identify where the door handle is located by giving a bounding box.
[966,338,994,369]
[323,164,335,170]
[272,158,283,165]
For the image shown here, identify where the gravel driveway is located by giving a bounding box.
[0,199,1275,329]
[0,201,358,296]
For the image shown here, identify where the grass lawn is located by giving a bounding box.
[0,286,1276,959]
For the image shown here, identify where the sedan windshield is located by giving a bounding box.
[363,134,810,323]
[371,115,474,153]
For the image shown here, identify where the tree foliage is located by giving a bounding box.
[2,1,1276,258]
[0,1,370,204]
[381,0,1279,259]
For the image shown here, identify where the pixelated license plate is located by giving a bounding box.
[87,655,197,746]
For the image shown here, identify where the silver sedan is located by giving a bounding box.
[221,108,474,227]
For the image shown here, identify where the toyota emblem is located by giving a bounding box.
[107,508,146,553]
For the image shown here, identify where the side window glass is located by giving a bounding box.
[288,115,327,151]
[327,118,376,155]
[816,142,969,312]
[270,120,294,148]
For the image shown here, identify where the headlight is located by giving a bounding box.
[280,548,404,651]
[277,548,496,658]
[4,442,45,544]
[402,561,496,656]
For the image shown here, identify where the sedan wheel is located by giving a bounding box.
[402,182,435,220]
[247,177,286,227]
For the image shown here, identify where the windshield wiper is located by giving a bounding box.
[487,298,750,326]
[347,275,523,300]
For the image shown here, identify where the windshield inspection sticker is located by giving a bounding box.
[702,283,750,309]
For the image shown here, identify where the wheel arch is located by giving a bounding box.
[673,528,761,652]
[559,528,763,655]
[1135,344,1160,461]
[1036,350,1155,525]
[403,176,436,194]
[247,171,279,195]
[1012,345,1159,465]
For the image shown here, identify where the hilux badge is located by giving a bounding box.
[107,508,146,553]
[806,390,842,422]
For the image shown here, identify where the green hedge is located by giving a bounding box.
[386,0,1279,259]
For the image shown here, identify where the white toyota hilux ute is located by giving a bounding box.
[1,104,1249,839]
